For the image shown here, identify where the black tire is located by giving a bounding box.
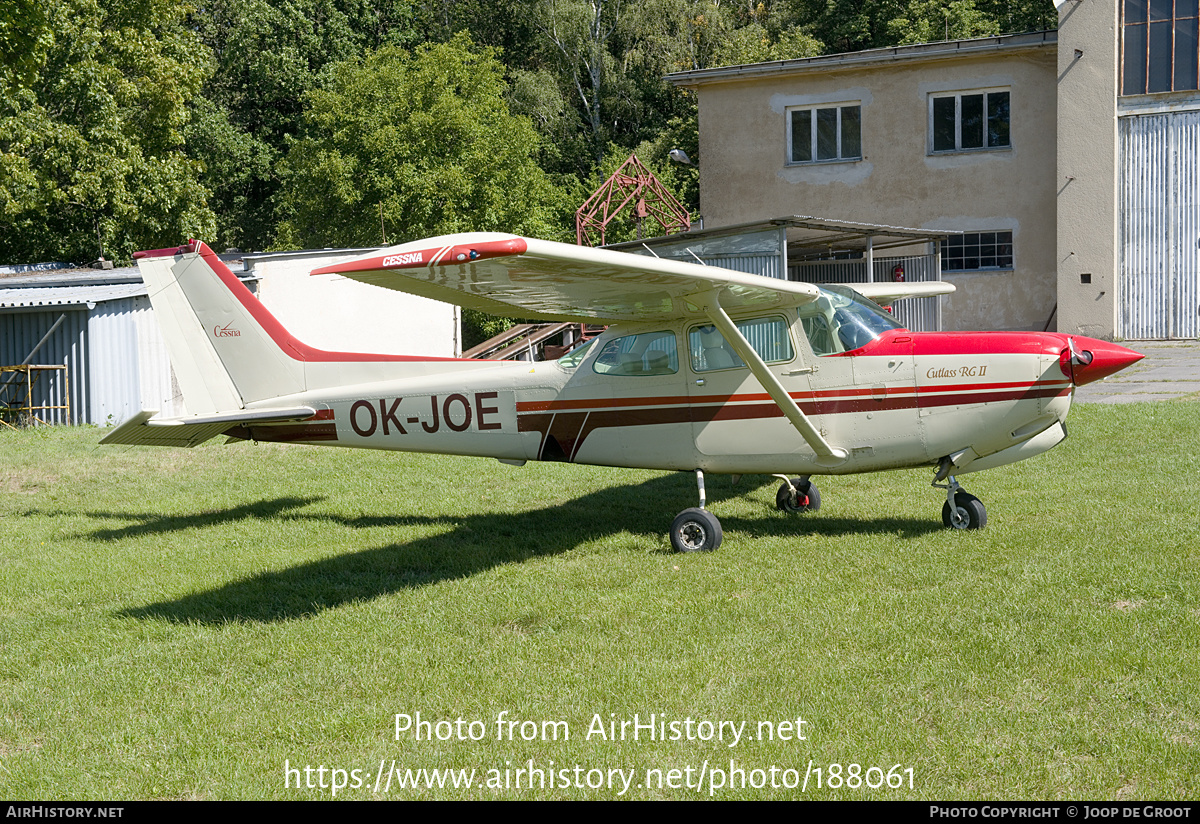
[670,508,723,552]
[941,491,987,530]
[776,478,821,513]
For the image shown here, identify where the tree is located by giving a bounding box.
[186,0,422,252]
[885,0,998,45]
[275,35,570,249]
[779,0,1054,53]
[0,0,215,264]
[0,0,51,87]
[532,0,625,165]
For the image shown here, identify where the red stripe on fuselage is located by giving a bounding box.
[849,330,1070,358]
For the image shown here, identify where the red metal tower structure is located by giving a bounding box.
[575,154,691,247]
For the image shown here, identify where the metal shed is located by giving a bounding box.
[1,269,182,426]
[1119,108,1200,340]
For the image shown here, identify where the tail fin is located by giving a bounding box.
[135,241,307,410]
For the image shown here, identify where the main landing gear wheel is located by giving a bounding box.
[942,491,987,530]
[776,478,821,513]
[670,508,723,553]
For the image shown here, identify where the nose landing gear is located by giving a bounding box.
[933,462,987,530]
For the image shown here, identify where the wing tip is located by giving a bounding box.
[312,236,528,277]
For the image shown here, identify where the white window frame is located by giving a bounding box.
[786,102,862,165]
[928,88,1011,154]
[942,231,1014,273]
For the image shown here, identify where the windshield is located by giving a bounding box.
[799,285,905,356]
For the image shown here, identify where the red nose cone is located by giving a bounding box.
[1068,338,1144,386]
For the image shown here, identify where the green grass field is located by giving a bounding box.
[2,401,1198,799]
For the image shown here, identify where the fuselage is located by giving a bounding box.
[235,303,1127,479]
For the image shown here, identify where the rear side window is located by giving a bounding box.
[592,331,678,376]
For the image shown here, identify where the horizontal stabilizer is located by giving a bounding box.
[100,407,317,448]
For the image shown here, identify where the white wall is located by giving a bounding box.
[245,250,461,357]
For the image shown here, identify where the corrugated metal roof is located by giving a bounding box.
[0,281,150,309]
[0,260,254,310]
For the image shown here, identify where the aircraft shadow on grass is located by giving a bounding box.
[92,473,941,624]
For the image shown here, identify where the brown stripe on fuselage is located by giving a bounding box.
[516,383,1071,462]
[244,422,339,443]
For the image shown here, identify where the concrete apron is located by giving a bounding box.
[1074,341,1200,404]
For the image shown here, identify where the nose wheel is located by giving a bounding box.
[934,467,987,530]
[942,491,987,530]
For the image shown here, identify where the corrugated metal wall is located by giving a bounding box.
[0,296,180,426]
[0,309,88,424]
[692,253,783,279]
[789,254,941,332]
[87,299,142,425]
[1120,110,1200,339]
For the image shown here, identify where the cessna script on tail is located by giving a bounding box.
[103,234,1142,552]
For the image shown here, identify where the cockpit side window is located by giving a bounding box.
[591,331,678,376]
[798,286,905,356]
[688,316,794,372]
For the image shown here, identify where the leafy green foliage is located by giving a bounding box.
[0,0,215,263]
[0,0,52,87]
[275,35,569,249]
[186,0,422,251]
[885,0,999,45]
[2,0,1059,263]
[780,0,1053,53]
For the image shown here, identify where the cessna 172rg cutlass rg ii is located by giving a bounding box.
[103,235,1143,552]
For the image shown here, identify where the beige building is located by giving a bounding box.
[669,1,1200,339]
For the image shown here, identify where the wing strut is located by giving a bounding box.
[699,289,848,467]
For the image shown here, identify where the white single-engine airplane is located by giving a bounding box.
[104,235,1143,552]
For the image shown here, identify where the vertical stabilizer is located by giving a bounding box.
[136,242,307,410]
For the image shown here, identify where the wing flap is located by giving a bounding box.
[312,233,821,322]
[101,407,318,448]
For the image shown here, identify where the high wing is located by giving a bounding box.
[311,233,824,323]
[846,281,956,303]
